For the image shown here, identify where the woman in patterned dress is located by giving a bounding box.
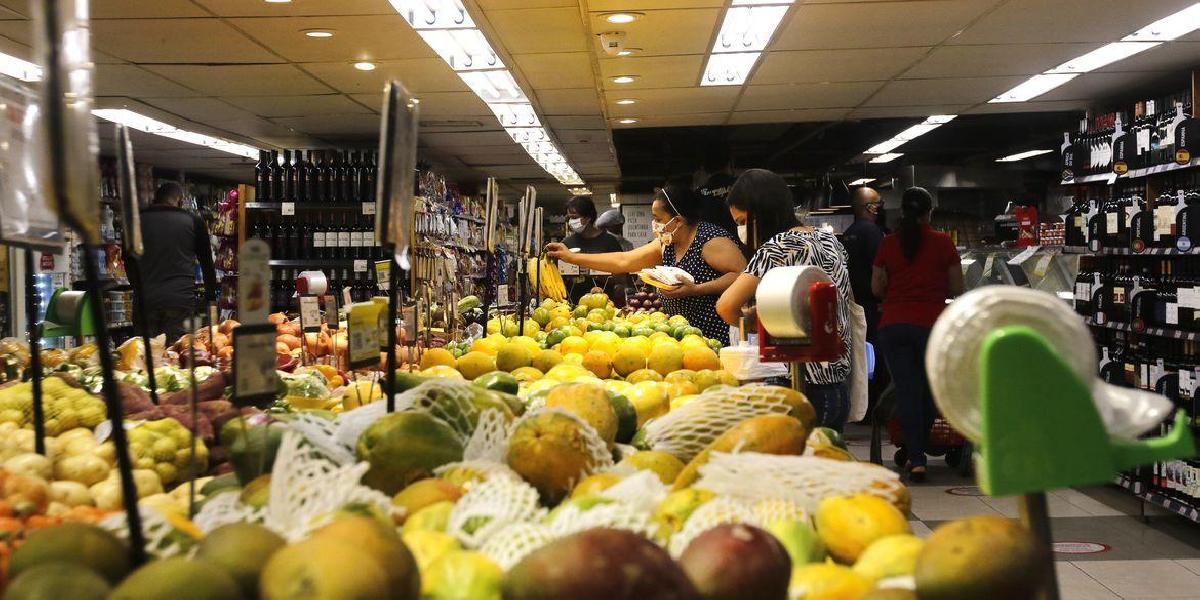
[716,169,854,431]
[544,179,746,344]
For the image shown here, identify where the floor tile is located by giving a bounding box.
[1052,488,1127,517]
[1056,562,1120,600]
[1075,559,1200,597]
[908,520,934,539]
[1176,558,1200,576]
[1046,517,1200,562]
[982,494,1092,518]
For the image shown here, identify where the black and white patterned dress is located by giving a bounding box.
[661,221,737,345]
[745,228,852,385]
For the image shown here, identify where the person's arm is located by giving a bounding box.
[194,214,218,303]
[946,239,965,297]
[660,236,747,299]
[871,266,888,300]
[716,273,760,325]
[544,240,661,274]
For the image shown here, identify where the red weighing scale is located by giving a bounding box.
[754,265,843,365]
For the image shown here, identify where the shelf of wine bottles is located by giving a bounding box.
[1061,176,1200,252]
[1061,88,1194,182]
[269,266,379,314]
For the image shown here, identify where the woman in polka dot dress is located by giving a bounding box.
[545,179,747,345]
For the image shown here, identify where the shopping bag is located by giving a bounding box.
[847,301,869,422]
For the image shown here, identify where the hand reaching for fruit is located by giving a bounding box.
[543,242,570,261]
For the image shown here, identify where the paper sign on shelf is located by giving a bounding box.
[354,259,368,272]
[559,261,580,276]
[375,260,391,291]
[1033,253,1053,278]
[281,202,295,216]
[324,295,339,329]
[348,301,382,369]
[232,324,279,407]
[238,239,271,325]
[362,202,376,215]
[342,287,352,308]
[299,296,320,332]
[498,284,509,305]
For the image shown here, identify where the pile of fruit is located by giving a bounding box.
[627,288,665,312]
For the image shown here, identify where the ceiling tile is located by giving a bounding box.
[144,64,333,96]
[607,86,740,114]
[547,115,607,129]
[901,44,1095,79]
[862,76,1027,107]
[1095,41,1200,74]
[536,88,602,115]
[484,7,587,54]
[553,130,611,145]
[951,0,1199,45]
[0,2,22,18]
[588,1,724,9]
[134,97,263,124]
[0,20,31,44]
[727,108,850,125]
[615,112,727,128]
[191,0,392,17]
[753,48,928,85]
[1037,71,1170,102]
[775,1,993,50]
[302,59,468,94]
[92,18,281,63]
[966,99,1089,114]
[421,131,516,147]
[419,119,499,133]
[599,55,705,89]
[223,94,372,118]
[513,52,595,90]
[589,8,720,57]
[737,82,880,110]
[410,91,492,116]
[93,0,207,18]
[95,64,199,97]
[473,165,549,178]
[848,104,974,119]
[478,0,574,7]
[273,113,381,136]
[230,15,434,63]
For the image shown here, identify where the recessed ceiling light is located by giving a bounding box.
[264,0,291,3]
[303,29,334,38]
[616,48,642,57]
[611,75,637,84]
[353,61,376,71]
[615,98,638,105]
[618,118,639,124]
[605,12,641,24]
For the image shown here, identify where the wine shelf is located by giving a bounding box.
[1062,158,1200,186]
[246,202,372,212]
[1100,247,1200,256]
[1116,473,1200,524]
[1086,319,1200,342]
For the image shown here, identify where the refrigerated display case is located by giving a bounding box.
[959,246,1083,301]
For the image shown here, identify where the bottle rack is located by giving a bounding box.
[1060,86,1194,184]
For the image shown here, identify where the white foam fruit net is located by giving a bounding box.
[194,490,264,534]
[509,408,614,485]
[639,387,792,463]
[447,474,545,549]
[265,430,393,540]
[600,469,669,515]
[479,522,556,570]
[546,498,656,540]
[100,505,193,559]
[463,407,509,463]
[668,496,759,557]
[692,451,905,512]
[288,412,356,465]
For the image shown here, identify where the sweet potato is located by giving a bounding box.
[278,335,301,351]
[268,313,288,326]
[219,319,241,335]
[118,381,155,414]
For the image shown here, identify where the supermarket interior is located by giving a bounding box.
[0,0,1199,599]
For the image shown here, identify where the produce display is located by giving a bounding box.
[0,289,1047,600]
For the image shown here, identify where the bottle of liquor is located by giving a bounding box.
[1074,259,1093,317]
[281,150,295,202]
[295,150,309,203]
[1130,267,1157,331]
[364,217,377,260]
[269,150,284,203]
[270,214,285,256]
[337,214,351,258]
[361,151,377,203]
[1158,260,1178,329]
[313,150,329,203]
[312,213,326,260]
[350,215,364,259]
[329,151,345,203]
[346,151,360,203]
[255,150,271,202]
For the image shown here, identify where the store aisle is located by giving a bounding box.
[845,426,1200,599]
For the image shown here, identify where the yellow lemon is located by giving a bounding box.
[560,336,589,355]
[421,366,464,380]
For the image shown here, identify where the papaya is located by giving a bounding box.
[545,383,618,448]
[393,371,428,392]
[506,411,599,504]
[357,412,464,495]
[607,393,637,445]
[672,414,808,490]
[473,371,519,395]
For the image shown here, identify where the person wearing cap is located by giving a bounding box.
[546,177,746,345]
[596,209,635,252]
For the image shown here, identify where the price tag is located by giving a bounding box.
[375,260,391,291]
[362,202,377,215]
[323,294,339,329]
[237,239,271,325]
[1033,253,1053,278]
[1007,246,1040,265]
[232,324,280,407]
[559,260,580,276]
[348,302,382,369]
[374,298,389,351]
[402,304,418,343]
[299,296,320,332]
[342,287,352,308]
[281,202,295,216]
[354,259,368,272]
[497,284,509,305]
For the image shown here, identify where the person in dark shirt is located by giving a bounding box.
[132,182,217,342]
[696,148,739,235]
[842,187,886,421]
[561,196,626,304]
[596,209,635,251]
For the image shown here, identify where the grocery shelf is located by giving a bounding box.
[246,202,371,212]
[269,259,376,268]
[1100,247,1200,256]
[1087,319,1200,342]
[1116,473,1200,524]
[1060,158,1200,186]
[1062,173,1118,185]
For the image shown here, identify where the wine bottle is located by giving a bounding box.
[295,150,309,203]
[255,150,271,202]
[281,150,295,202]
[346,150,360,203]
[313,213,326,260]
[269,150,283,202]
[314,150,329,203]
[350,214,364,259]
[330,151,345,203]
[361,151,377,203]
[337,214,351,258]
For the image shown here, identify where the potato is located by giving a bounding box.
[4,452,51,479]
[54,454,110,486]
[49,480,94,507]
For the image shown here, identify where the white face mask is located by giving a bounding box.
[652,218,678,244]
[737,224,748,244]
[568,217,585,233]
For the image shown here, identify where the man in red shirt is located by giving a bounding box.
[871,187,964,481]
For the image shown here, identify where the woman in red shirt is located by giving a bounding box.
[871,187,964,481]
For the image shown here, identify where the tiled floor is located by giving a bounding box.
[845,425,1200,599]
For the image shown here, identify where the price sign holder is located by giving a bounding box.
[232,324,279,408]
[298,296,320,366]
[238,240,272,325]
[376,260,391,292]
[348,301,382,370]
[323,294,339,370]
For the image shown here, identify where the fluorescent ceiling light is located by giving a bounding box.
[701,52,760,86]
[459,70,527,103]
[616,48,641,57]
[989,73,1077,103]
[418,29,503,71]
[615,98,638,105]
[1047,41,1160,74]
[353,61,376,71]
[605,13,641,24]
[389,0,475,30]
[303,29,334,38]
[611,75,637,84]
[1123,3,1200,42]
[93,109,258,159]
[507,127,550,144]
[520,140,557,154]
[869,153,903,164]
[733,0,794,4]
[864,114,955,155]
[489,103,540,128]
[713,5,789,53]
[617,118,638,124]
[996,149,1053,162]
[568,187,592,195]
[848,178,875,186]
[0,51,41,82]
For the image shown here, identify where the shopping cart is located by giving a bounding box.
[870,384,972,475]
